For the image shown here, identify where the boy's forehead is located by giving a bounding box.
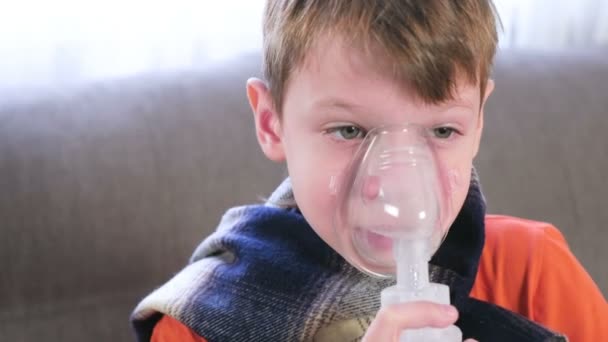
[300,34,387,84]
[295,34,480,109]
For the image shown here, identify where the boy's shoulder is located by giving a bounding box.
[474,214,571,310]
[477,215,607,341]
[480,214,570,275]
[472,215,564,317]
[483,214,567,247]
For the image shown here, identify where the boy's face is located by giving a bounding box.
[248,35,494,261]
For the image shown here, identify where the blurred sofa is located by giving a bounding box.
[0,50,606,341]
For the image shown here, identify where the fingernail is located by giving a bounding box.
[442,305,458,318]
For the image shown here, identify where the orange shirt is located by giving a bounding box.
[151,215,607,342]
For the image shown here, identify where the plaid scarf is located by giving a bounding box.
[131,174,566,341]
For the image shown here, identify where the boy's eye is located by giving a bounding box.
[432,127,457,139]
[327,125,367,140]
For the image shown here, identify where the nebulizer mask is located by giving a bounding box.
[332,124,462,341]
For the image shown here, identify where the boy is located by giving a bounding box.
[131,1,607,341]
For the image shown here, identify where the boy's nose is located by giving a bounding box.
[362,176,381,200]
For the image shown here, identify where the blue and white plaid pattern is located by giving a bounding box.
[131,174,566,342]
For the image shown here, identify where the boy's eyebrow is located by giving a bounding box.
[439,99,477,112]
[310,97,366,112]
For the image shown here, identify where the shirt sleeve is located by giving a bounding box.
[151,315,208,342]
[531,225,608,342]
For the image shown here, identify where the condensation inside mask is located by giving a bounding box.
[332,124,458,278]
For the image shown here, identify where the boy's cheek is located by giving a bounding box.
[447,165,473,221]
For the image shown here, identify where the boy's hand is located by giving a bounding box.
[362,301,477,342]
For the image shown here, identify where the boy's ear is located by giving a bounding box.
[246,78,286,162]
[473,79,495,157]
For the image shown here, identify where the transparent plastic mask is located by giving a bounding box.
[332,124,452,278]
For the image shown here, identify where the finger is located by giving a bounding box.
[363,302,458,342]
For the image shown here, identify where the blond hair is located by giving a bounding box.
[262,0,499,112]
